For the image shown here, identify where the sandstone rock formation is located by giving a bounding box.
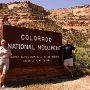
[48,5,90,33]
[0,1,50,29]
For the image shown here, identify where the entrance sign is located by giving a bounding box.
[3,25,62,68]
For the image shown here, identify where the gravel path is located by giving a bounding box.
[53,76,90,90]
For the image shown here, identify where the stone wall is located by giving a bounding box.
[5,65,69,82]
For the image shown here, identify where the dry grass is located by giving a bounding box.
[23,76,90,90]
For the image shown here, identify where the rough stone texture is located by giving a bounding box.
[48,4,90,32]
[0,1,45,12]
[5,65,69,82]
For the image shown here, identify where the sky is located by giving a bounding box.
[0,0,90,10]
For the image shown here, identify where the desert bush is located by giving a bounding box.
[74,47,90,75]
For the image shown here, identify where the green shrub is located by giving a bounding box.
[74,47,90,76]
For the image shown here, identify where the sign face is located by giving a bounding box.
[3,25,62,68]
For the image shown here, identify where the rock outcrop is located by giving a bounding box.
[0,1,50,29]
[0,1,45,12]
[48,5,90,33]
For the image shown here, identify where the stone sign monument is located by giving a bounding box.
[3,25,62,68]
